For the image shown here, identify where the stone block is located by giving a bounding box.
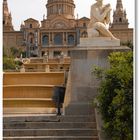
[78,37,120,47]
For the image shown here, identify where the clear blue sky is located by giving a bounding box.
[7,0,135,30]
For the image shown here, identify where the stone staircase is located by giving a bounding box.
[3,72,65,114]
[3,114,99,140]
[3,57,99,140]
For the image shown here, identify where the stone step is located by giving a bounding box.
[24,63,70,72]
[3,136,98,140]
[29,58,43,63]
[3,85,54,98]
[3,98,56,108]
[4,122,97,129]
[3,108,57,114]
[4,115,96,123]
[65,103,95,115]
[3,72,65,86]
[4,129,98,137]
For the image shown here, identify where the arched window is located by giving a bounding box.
[83,23,86,27]
[54,34,62,45]
[3,20,5,25]
[30,38,33,44]
[30,24,32,28]
[42,35,49,46]
[119,18,122,22]
[68,35,74,45]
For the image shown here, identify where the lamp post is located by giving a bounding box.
[34,30,38,57]
[24,31,30,58]
[27,42,31,58]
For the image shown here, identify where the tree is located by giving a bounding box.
[93,51,133,140]
[3,57,16,70]
[3,47,23,71]
[121,40,133,50]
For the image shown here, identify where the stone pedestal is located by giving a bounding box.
[78,37,120,47]
[64,38,129,115]
[20,66,25,72]
[45,65,50,72]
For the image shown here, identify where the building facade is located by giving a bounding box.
[3,0,133,58]
[109,0,133,43]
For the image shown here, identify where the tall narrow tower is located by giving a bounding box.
[3,0,14,31]
[110,0,129,29]
[46,0,75,19]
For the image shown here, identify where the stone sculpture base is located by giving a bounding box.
[63,39,130,140]
[78,37,120,47]
[65,39,129,115]
[64,44,130,139]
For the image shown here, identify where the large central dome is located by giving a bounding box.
[46,0,75,19]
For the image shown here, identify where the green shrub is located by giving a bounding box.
[93,51,133,140]
[3,57,16,70]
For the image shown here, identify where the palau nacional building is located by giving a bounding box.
[3,0,133,58]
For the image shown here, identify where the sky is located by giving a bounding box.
[6,0,135,30]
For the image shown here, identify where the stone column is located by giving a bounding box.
[62,4,64,14]
[45,65,50,72]
[65,5,67,14]
[66,5,67,14]
[63,32,65,45]
[66,32,68,45]
[51,32,54,45]
[63,51,68,57]
[54,5,57,14]
[49,51,53,59]
[49,32,51,46]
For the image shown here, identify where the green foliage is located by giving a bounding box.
[3,56,23,71]
[3,46,26,58]
[10,47,24,57]
[93,51,133,140]
[121,40,133,50]
[3,47,23,71]
[3,57,16,70]
[92,65,104,79]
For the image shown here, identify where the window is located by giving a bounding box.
[3,20,5,25]
[83,23,86,27]
[54,34,62,45]
[30,38,33,44]
[68,51,71,57]
[30,24,32,28]
[42,51,45,56]
[68,35,74,45]
[119,18,122,22]
[42,35,49,46]
[54,51,61,57]
[29,32,33,35]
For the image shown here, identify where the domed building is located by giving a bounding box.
[3,0,89,58]
[3,0,133,58]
